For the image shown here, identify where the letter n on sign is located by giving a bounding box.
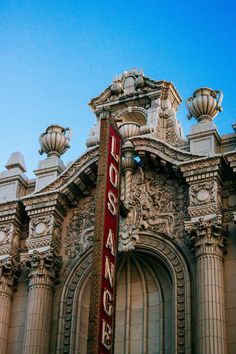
[87,115,121,354]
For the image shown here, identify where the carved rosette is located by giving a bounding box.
[185,215,228,258]
[27,214,62,253]
[188,180,221,217]
[24,249,62,288]
[0,257,20,297]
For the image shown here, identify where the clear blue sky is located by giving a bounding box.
[0,0,235,177]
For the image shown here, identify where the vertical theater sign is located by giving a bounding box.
[87,116,121,354]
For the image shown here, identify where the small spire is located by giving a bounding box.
[5,151,26,173]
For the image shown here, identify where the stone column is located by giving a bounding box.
[0,257,18,354]
[22,249,61,354]
[185,216,228,354]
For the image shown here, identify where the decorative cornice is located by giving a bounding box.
[224,151,236,174]
[185,215,228,258]
[39,147,98,193]
[130,136,201,164]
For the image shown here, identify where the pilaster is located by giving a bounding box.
[0,257,20,354]
[182,157,228,354]
[22,249,61,354]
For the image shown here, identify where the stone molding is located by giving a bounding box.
[185,215,228,257]
[36,147,98,194]
[130,136,200,164]
[23,249,62,288]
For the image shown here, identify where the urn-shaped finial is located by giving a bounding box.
[186,87,223,122]
[39,125,72,158]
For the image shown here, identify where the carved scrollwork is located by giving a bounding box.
[66,196,95,259]
[119,168,188,251]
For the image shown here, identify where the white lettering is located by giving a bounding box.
[106,229,115,256]
[107,191,117,216]
[111,135,119,163]
[103,288,113,316]
[101,319,112,350]
[105,256,114,287]
[109,163,118,188]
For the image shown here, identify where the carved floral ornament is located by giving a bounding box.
[185,215,228,257]
[65,168,188,257]
[0,256,20,294]
[22,249,62,286]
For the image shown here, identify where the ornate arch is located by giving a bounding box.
[56,233,192,354]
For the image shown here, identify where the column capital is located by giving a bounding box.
[185,215,228,257]
[0,257,20,296]
[23,249,62,288]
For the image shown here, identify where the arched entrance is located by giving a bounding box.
[57,235,191,354]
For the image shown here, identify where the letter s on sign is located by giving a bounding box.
[107,191,117,216]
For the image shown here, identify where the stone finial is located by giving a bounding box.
[5,151,26,173]
[39,125,72,158]
[186,87,223,122]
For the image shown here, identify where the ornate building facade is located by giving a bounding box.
[0,70,236,354]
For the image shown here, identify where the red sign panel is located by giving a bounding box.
[99,123,121,353]
[87,117,121,354]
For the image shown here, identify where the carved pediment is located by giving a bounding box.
[89,69,182,113]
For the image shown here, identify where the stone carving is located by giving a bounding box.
[185,215,228,257]
[27,214,62,252]
[29,215,53,238]
[24,249,62,287]
[66,196,95,259]
[0,222,21,258]
[180,156,221,173]
[189,181,217,206]
[39,124,72,158]
[131,137,200,163]
[158,106,185,147]
[0,257,20,295]
[112,106,148,122]
[0,224,13,245]
[186,87,223,122]
[39,147,98,193]
[119,168,188,251]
